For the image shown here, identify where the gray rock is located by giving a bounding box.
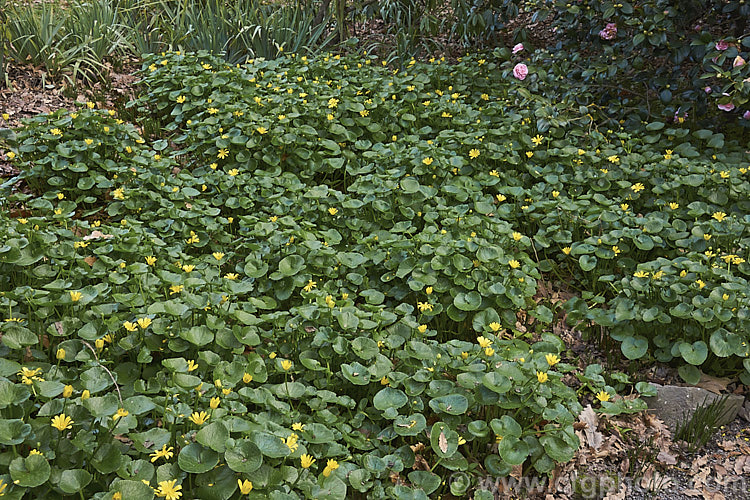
[643,383,745,432]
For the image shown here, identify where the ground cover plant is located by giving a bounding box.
[0,48,747,498]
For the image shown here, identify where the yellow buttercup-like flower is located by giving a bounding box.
[417,302,433,312]
[63,385,73,398]
[187,360,198,372]
[113,408,129,420]
[323,459,340,477]
[469,148,480,159]
[417,324,428,333]
[545,354,560,367]
[477,336,492,348]
[238,479,253,494]
[137,317,152,329]
[155,479,182,500]
[537,371,548,383]
[422,157,433,166]
[189,411,210,425]
[51,414,74,431]
[150,444,174,463]
[712,211,727,222]
[243,372,253,383]
[508,260,521,269]
[210,397,220,409]
[281,360,293,371]
[56,348,66,360]
[300,454,316,468]
[596,391,610,403]
[212,252,225,261]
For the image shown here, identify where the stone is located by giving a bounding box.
[643,383,745,432]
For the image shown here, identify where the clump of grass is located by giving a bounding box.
[674,395,733,453]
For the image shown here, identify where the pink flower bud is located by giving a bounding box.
[734,56,746,67]
[513,63,528,81]
[716,40,728,51]
[704,86,712,94]
[743,111,750,120]
[718,102,735,112]
[512,43,524,55]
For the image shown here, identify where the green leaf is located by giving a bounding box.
[498,436,529,465]
[430,422,458,458]
[678,364,701,385]
[278,255,305,276]
[0,419,31,445]
[196,421,229,452]
[621,336,648,360]
[373,387,408,411]
[342,362,370,385]
[407,471,440,494]
[454,291,482,311]
[225,440,262,473]
[250,431,290,458]
[178,443,220,473]
[10,455,51,487]
[113,479,156,499]
[579,255,597,271]
[428,394,468,415]
[59,469,92,494]
[179,326,213,346]
[679,341,708,365]
[540,435,576,463]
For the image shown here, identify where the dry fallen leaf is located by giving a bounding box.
[83,230,114,240]
[696,373,732,394]
[84,255,97,267]
[438,430,448,454]
[578,405,603,450]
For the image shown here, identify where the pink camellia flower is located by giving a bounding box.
[513,63,528,80]
[716,40,729,50]
[512,43,524,55]
[734,55,746,67]
[718,102,735,112]
[599,23,617,40]
[704,86,712,94]
[743,110,750,120]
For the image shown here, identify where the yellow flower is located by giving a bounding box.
[422,157,434,166]
[531,135,544,146]
[150,444,174,463]
[285,432,301,452]
[146,256,157,266]
[29,449,43,456]
[176,95,186,103]
[484,347,495,357]
[612,246,621,255]
[380,376,389,385]
[51,414,74,431]
[508,260,521,269]
[217,149,229,159]
[210,397,220,409]
[212,252,225,261]
[228,169,239,176]
[256,127,268,135]
[169,285,183,295]
[537,371,548,383]
[238,479,253,494]
[723,293,730,301]
[562,247,571,255]
[469,148,480,159]
[182,264,195,272]
[187,360,198,372]
[137,317,152,329]
[281,360,293,371]
[720,171,730,179]
[512,232,522,242]
[496,194,507,202]
[95,338,105,349]
[323,459,340,477]
[477,336,492,348]
[292,422,305,431]
[155,479,182,500]
[417,302,433,312]
[545,354,560,366]
[224,273,238,280]
[278,114,286,120]
[328,207,338,215]
[328,98,339,108]
[680,270,687,277]
[6,151,16,160]
[712,211,727,222]
[669,202,679,210]
[113,408,129,420]
[652,270,664,280]
[81,390,90,400]
[631,183,645,193]
[243,372,253,383]
[56,348,66,360]
[487,322,501,332]
[51,128,63,136]
[525,151,534,158]
[633,270,649,278]
[696,279,706,289]
[269,352,277,359]
[301,454,316,468]
[207,107,218,114]
[416,324,428,334]
[303,280,317,292]
[63,385,73,398]
[189,411,209,425]
[596,391,610,403]
[1,113,8,120]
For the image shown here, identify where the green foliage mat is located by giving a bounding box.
[0,50,746,498]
